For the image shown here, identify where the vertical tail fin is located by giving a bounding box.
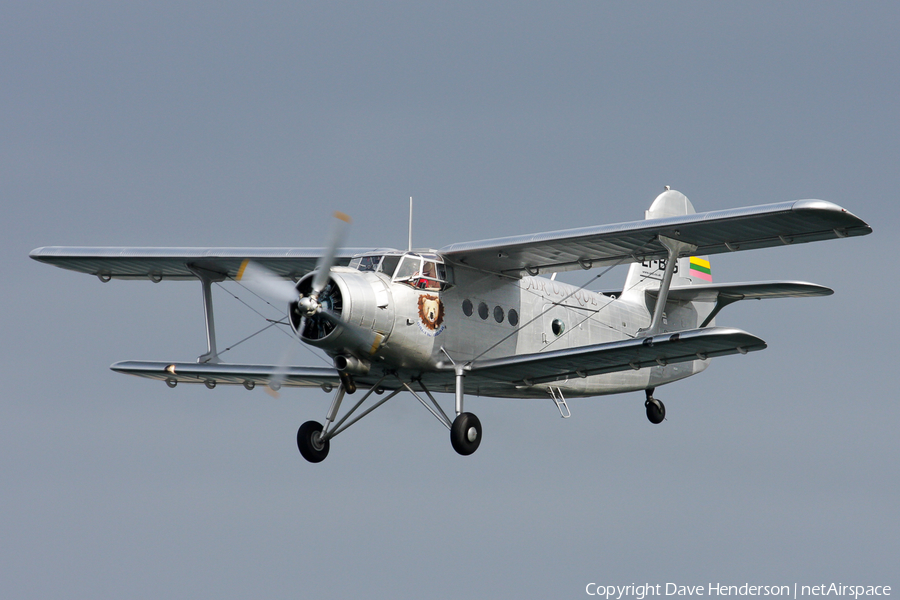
[622,188,711,299]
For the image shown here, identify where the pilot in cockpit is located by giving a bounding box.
[416,261,440,290]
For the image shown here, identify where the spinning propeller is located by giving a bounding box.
[236,211,352,394]
[237,211,350,314]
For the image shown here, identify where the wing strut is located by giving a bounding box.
[645,236,697,335]
[699,296,741,328]
[188,264,227,363]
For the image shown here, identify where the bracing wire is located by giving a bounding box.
[212,280,332,366]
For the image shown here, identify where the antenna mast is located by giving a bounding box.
[408,196,413,252]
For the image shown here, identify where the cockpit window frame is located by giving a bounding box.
[395,254,452,291]
[393,255,422,283]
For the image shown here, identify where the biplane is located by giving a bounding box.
[31,188,871,462]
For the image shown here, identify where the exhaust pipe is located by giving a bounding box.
[334,355,371,375]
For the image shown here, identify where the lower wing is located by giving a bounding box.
[111,327,764,395]
[458,326,766,388]
[111,361,342,389]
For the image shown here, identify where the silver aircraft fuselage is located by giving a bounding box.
[309,258,709,399]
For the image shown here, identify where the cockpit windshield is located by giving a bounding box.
[350,255,382,272]
[349,253,402,275]
[349,252,452,291]
[379,255,401,277]
[392,254,451,291]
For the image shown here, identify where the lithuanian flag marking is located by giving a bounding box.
[689,257,712,282]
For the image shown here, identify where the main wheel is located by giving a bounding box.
[297,420,330,463]
[450,412,482,456]
[645,398,666,424]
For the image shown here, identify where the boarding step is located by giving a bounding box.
[548,386,571,419]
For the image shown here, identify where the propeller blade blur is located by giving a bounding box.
[264,334,303,398]
[236,259,299,305]
[311,211,351,295]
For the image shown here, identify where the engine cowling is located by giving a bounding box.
[288,267,394,357]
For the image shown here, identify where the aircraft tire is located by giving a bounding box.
[645,398,666,424]
[450,412,482,456]
[297,420,329,463]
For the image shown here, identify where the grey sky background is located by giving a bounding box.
[2,2,897,598]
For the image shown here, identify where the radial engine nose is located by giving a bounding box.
[288,272,343,341]
[289,268,394,355]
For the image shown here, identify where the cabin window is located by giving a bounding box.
[493,305,504,323]
[551,319,565,336]
[478,302,489,320]
[508,309,519,326]
[462,299,473,316]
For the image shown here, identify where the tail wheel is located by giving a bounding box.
[645,398,666,424]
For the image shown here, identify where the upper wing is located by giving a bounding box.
[456,327,766,388]
[439,200,871,276]
[29,247,373,281]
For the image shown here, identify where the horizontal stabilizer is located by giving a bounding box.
[460,327,766,387]
[650,281,834,302]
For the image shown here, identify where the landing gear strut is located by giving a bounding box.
[295,370,484,463]
[644,388,666,424]
[449,363,482,456]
